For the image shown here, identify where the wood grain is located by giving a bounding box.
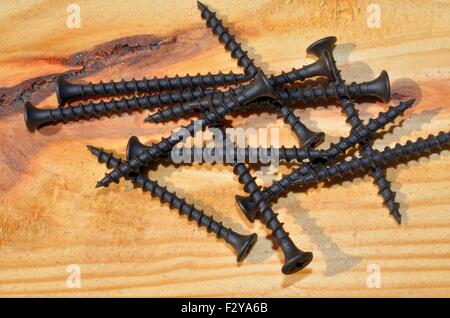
[0,0,449,297]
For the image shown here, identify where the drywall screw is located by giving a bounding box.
[24,86,215,132]
[198,1,323,149]
[275,101,324,149]
[233,163,313,274]
[198,1,336,82]
[145,70,390,123]
[365,152,401,223]
[197,1,257,77]
[56,49,334,107]
[292,131,450,189]
[88,145,258,262]
[133,99,411,168]
[126,136,329,164]
[234,99,414,222]
[252,131,450,221]
[96,70,276,188]
[57,2,337,107]
[56,71,249,106]
[307,36,401,223]
[147,97,324,149]
[306,37,366,128]
[25,51,353,132]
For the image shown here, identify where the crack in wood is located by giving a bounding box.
[0,34,178,111]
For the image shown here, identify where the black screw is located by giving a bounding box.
[96,70,276,188]
[55,46,335,108]
[24,86,214,132]
[234,99,414,222]
[275,101,325,149]
[306,36,365,128]
[294,131,450,189]
[126,135,328,164]
[233,163,313,274]
[307,36,401,223]
[88,145,258,262]
[130,99,411,170]
[198,1,323,149]
[56,1,336,108]
[56,72,249,106]
[197,1,257,77]
[255,131,450,221]
[25,51,351,132]
[145,70,390,123]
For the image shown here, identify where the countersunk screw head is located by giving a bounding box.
[281,242,314,275]
[126,136,147,160]
[235,195,258,223]
[24,101,49,132]
[306,36,337,58]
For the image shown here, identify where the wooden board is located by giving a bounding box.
[0,0,449,297]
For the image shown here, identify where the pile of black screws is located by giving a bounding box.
[24,2,450,275]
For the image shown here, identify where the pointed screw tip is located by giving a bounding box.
[391,211,402,224]
[86,145,102,156]
[95,182,104,189]
[405,98,416,106]
[197,1,206,9]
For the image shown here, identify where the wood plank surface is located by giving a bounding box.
[0,0,449,297]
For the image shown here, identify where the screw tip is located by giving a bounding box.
[405,98,416,107]
[87,144,102,157]
[143,116,153,123]
[95,182,104,189]
[197,1,206,10]
[391,210,402,224]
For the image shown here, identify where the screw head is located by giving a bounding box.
[281,250,314,275]
[55,75,71,107]
[126,136,146,159]
[300,130,325,150]
[306,36,337,58]
[374,70,391,103]
[24,101,46,132]
[235,233,258,262]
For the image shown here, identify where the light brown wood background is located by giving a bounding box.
[0,0,449,297]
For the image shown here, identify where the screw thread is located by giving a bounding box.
[88,146,256,256]
[48,87,213,125]
[261,100,415,199]
[197,2,331,87]
[327,100,413,159]
[276,103,311,144]
[269,69,306,87]
[233,163,291,244]
[198,2,258,77]
[369,164,401,222]
[278,81,368,104]
[146,79,383,123]
[171,145,327,163]
[332,65,399,220]
[147,91,228,123]
[97,75,271,188]
[85,71,248,96]
[147,100,411,168]
[340,97,363,128]
[267,132,450,196]
[131,135,328,163]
